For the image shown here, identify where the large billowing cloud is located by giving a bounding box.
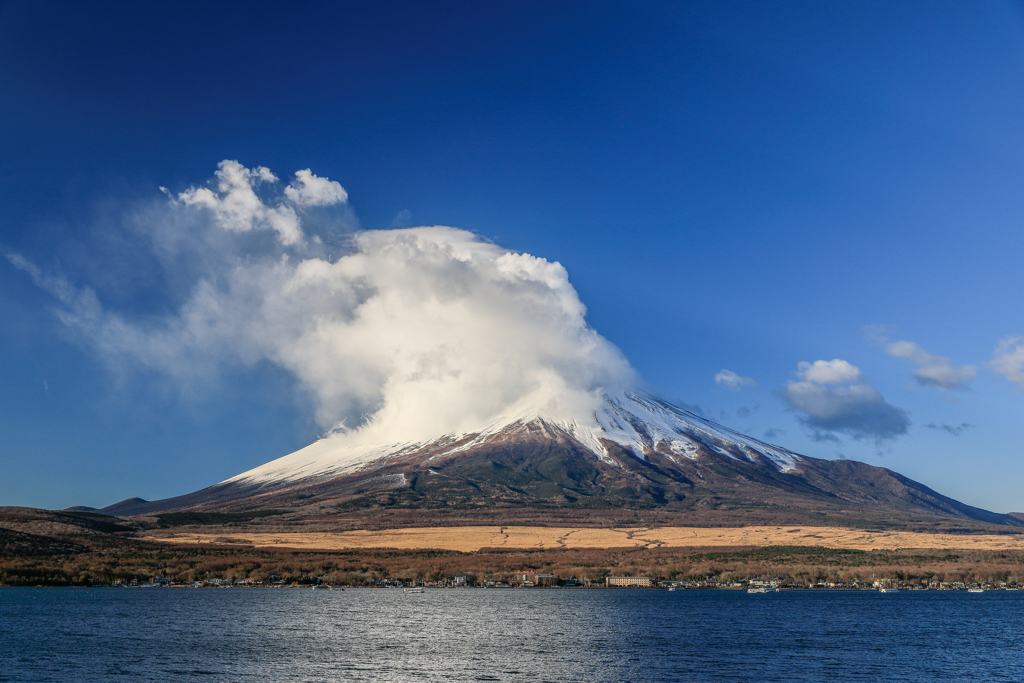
[781,359,909,442]
[7,161,635,446]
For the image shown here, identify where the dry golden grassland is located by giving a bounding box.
[143,525,1024,553]
[6,508,1024,587]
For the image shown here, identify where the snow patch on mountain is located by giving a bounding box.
[221,391,801,487]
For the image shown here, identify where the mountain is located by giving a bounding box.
[95,391,1022,527]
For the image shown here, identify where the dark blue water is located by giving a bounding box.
[1,588,1022,682]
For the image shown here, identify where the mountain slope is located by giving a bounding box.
[97,392,1022,527]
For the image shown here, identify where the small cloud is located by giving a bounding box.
[735,404,760,419]
[42,379,48,391]
[715,369,755,390]
[925,422,974,436]
[782,359,909,443]
[991,337,1024,386]
[762,427,786,440]
[885,340,975,390]
[391,209,412,228]
[862,324,895,345]
[284,169,348,207]
[796,359,862,385]
[808,430,842,444]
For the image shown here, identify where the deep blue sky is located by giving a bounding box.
[2,1,1024,512]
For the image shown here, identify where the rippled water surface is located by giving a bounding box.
[1,588,1022,682]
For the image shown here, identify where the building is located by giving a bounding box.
[748,578,779,588]
[606,576,651,588]
[515,572,556,586]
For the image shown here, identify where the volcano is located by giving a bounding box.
[98,391,1021,527]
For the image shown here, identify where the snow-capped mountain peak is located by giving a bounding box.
[222,391,801,487]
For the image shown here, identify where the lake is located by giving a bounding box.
[1,588,1022,682]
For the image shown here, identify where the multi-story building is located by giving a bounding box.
[515,571,555,586]
[605,576,651,587]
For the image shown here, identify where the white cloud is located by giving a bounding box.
[991,337,1024,386]
[9,162,636,447]
[177,160,348,247]
[284,169,349,207]
[6,253,104,322]
[885,340,975,390]
[782,359,909,442]
[715,369,755,389]
[795,359,861,385]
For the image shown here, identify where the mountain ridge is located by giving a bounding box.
[91,392,1022,528]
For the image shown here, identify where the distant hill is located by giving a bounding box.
[97,498,149,515]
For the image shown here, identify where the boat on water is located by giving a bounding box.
[968,588,985,593]
[878,588,899,593]
[404,587,425,593]
[747,587,769,594]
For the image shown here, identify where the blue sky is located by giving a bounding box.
[2,1,1024,512]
